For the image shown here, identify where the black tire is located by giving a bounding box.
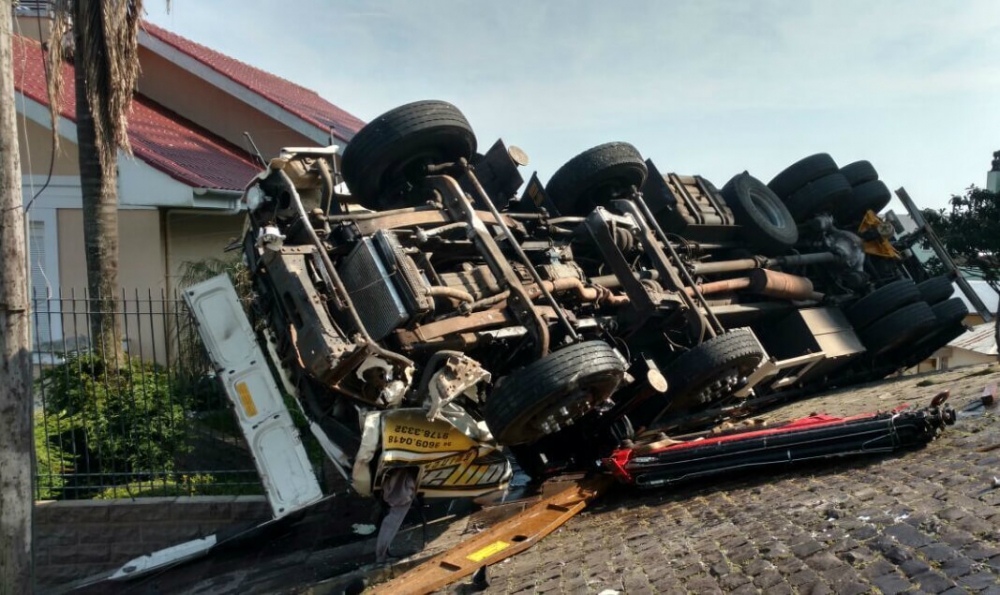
[484,341,625,445]
[839,160,878,186]
[546,142,647,216]
[932,297,968,326]
[845,279,921,331]
[834,180,891,224]
[720,172,799,256]
[859,301,938,356]
[636,329,765,428]
[917,276,955,305]
[341,100,477,209]
[767,153,838,199]
[784,172,853,221]
[890,322,968,370]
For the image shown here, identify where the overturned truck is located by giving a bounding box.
[226,99,986,495]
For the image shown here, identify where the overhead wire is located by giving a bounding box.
[25,9,57,212]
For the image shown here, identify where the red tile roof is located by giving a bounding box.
[13,35,261,191]
[142,22,365,142]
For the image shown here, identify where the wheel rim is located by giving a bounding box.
[507,370,621,443]
[749,190,786,228]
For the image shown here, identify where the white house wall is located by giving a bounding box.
[118,153,197,207]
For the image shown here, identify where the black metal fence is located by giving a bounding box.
[31,288,262,500]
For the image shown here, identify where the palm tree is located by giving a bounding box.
[47,0,143,364]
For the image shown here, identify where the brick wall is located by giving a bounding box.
[34,496,271,588]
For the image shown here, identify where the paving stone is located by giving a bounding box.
[956,516,995,536]
[798,581,834,595]
[763,582,794,595]
[753,568,783,589]
[787,569,821,586]
[899,558,932,577]
[862,559,898,580]
[964,545,1000,560]
[718,571,750,589]
[885,523,934,548]
[743,558,772,577]
[684,575,723,594]
[674,563,706,580]
[729,583,759,595]
[872,573,913,595]
[938,556,975,578]
[806,552,845,572]
[792,540,825,559]
[921,542,962,562]
[958,571,1000,591]
[912,570,957,593]
[841,549,871,566]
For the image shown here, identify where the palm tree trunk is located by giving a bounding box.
[74,29,124,365]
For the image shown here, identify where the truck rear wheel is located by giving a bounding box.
[846,279,921,331]
[634,329,765,429]
[932,297,968,326]
[720,172,798,256]
[834,180,891,224]
[484,341,626,445]
[917,276,955,306]
[784,172,853,221]
[546,142,647,216]
[839,160,878,186]
[768,153,838,199]
[859,301,937,357]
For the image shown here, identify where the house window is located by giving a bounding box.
[27,210,61,349]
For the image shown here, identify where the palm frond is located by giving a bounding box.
[46,0,144,176]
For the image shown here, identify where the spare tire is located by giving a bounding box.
[839,160,878,186]
[917,276,955,305]
[932,297,968,326]
[546,142,647,216]
[634,329,765,429]
[341,100,477,209]
[720,172,799,256]
[484,341,625,445]
[834,180,891,224]
[859,301,937,357]
[845,279,921,331]
[784,172,853,221]
[768,153,838,199]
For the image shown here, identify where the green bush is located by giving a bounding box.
[33,412,79,500]
[37,353,191,487]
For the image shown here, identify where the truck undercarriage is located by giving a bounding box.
[231,100,984,494]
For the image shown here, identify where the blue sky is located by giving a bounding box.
[146,1,1000,211]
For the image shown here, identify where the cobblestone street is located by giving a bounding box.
[443,364,1000,594]
[78,365,1000,595]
